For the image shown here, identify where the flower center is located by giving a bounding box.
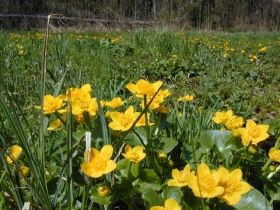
[92,158,107,171]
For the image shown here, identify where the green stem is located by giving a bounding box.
[144,95,151,147]
[66,92,73,209]
[189,127,205,209]
[127,162,133,178]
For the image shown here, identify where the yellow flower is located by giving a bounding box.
[47,119,64,131]
[249,55,257,62]
[268,148,280,162]
[72,97,98,117]
[81,145,116,178]
[188,163,224,198]
[178,95,194,102]
[212,110,234,124]
[20,165,30,177]
[140,89,171,110]
[59,84,97,117]
[237,119,269,146]
[122,145,146,163]
[158,151,167,160]
[214,167,251,206]
[108,106,154,131]
[64,84,92,101]
[108,106,139,131]
[258,47,268,53]
[104,97,124,108]
[225,116,244,136]
[126,79,163,97]
[134,112,154,127]
[6,145,23,164]
[97,186,111,197]
[150,198,181,210]
[171,54,178,60]
[35,95,64,114]
[154,106,170,113]
[167,164,193,187]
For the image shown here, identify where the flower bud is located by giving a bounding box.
[168,160,174,167]
[158,151,167,160]
[248,145,257,154]
[98,186,110,197]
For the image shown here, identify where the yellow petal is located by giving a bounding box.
[126,83,137,94]
[246,119,256,129]
[103,160,117,174]
[109,121,123,131]
[100,145,114,160]
[152,81,163,92]
[81,162,103,178]
[165,198,181,210]
[6,145,22,164]
[125,145,132,153]
[124,106,135,116]
[150,207,165,210]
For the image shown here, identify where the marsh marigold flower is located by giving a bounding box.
[35,95,64,114]
[212,110,234,124]
[81,145,116,178]
[225,116,244,136]
[140,89,171,110]
[150,198,181,210]
[178,95,194,102]
[188,163,224,198]
[20,165,30,177]
[167,164,193,187]
[126,79,163,97]
[109,106,153,131]
[237,119,269,146]
[47,119,64,131]
[122,145,146,163]
[71,97,99,117]
[6,145,23,164]
[268,148,280,162]
[214,167,251,206]
[104,97,124,109]
[108,106,139,131]
[258,47,268,53]
[59,84,98,119]
[134,112,154,127]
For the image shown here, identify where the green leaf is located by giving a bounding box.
[90,194,111,205]
[72,129,86,141]
[235,188,272,210]
[139,168,161,185]
[162,186,183,202]
[160,137,178,153]
[199,130,238,159]
[136,169,162,192]
[141,188,163,208]
[116,159,139,178]
[123,128,147,146]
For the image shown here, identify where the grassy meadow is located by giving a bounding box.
[0,30,280,209]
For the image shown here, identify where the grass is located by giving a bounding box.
[0,29,279,209]
[0,31,279,118]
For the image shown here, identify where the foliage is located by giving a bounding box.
[0,31,280,209]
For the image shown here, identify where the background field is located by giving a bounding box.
[1,31,280,118]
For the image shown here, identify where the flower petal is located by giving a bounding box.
[100,145,114,160]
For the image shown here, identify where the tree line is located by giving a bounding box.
[1,0,279,30]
